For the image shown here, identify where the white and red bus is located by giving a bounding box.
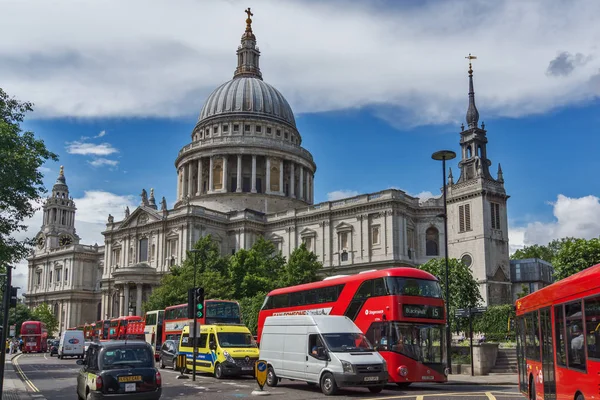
[20,321,48,353]
[162,300,241,343]
[516,262,600,400]
[144,310,164,360]
[258,267,448,386]
[108,316,143,340]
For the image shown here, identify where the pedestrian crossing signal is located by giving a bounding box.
[195,287,205,319]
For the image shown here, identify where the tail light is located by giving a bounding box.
[398,365,408,377]
[155,371,162,387]
[95,376,103,390]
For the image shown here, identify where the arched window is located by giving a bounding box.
[477,145,482,157]
[467,146,472,158]
[426,227,439,256]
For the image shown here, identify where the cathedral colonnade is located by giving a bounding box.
[101,282,153,318]
[176,153,315,204]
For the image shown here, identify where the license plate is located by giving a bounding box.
[422,375,434,380]
[65,347,72,350]
[363,376,379,382]
[125,383,136,392]
[119,376,142,383]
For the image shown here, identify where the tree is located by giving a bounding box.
[278,243,322,287]
[239,292,267,336]
[143,235,231,312]
[0,303,32,337]
[510,244,554,263]
[553,237,600,281]
[31,303,58,335]
[473,304,515,342]
[0,88,58,267]
[515,284,529,299]
[418,258,483,330]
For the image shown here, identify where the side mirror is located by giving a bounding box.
[76,359,84,366]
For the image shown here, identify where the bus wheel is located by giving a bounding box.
[529,376,535,400]
[575,394,584,400]
[266,367,278,387]
[214,363,224,379]
[320,372,338,396]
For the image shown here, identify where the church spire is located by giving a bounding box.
[465,54,479,129]
[233,8,263,80]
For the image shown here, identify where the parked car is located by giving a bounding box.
[49,340,59,357]
[158,340,179,370]
[76,341,161,399]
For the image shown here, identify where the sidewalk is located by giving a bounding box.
[3,353,33,400]
[447,372,518,386]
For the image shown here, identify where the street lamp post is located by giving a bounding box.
[431,150,456,373]
[189,249,201,382]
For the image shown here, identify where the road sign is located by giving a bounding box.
[455,307,487,318]
[255,360,268,390]
[9,325,15,337]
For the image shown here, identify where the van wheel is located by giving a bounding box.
[320,372,338,396]
[368,386,384,393]
[307,382,317,387]
[214,363,224,379]
[266,367,278,387]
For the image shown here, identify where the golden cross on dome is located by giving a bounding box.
[245,7,253,31]
[59,165,64,176]
[465,53,477,74]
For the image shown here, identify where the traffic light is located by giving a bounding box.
[187,288,195,319]
[9,287,18,308]
[195,287,205,319]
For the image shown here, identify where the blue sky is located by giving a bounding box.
[5,0,600,290]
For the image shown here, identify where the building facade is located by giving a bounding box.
[26,12,511,327]
[24,167,104,332]
[510,258,554,302]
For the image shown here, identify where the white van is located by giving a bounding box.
[58,330,85,359]
[260,315,387,395]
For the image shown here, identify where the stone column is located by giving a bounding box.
[251,155,257,193]
[309,174,313,204]
[176,169,181,199]
[119,286,125,317]
[266,157,271,194]
[236,155,242,192]
[208,156,214,193]
[290,163,295,198]
[299,166,304,201]
[136,284,143,317]
[279,159,284,195]
[222,155,229,192]
[196,158,202,195]
[182,164,188,198]
[187,163,194,197]
[123,284,130,316]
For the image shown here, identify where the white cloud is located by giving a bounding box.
[327,190,360,201]
[38,166,51,173]
[1,1,599,126]
[88,158,119,167]
[509,194,600,254]
[66,141,118,156]
[11,191,136,293]
[96,130,106,138]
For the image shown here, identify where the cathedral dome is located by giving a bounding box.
[198,76,296,128]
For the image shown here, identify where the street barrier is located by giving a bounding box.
[255,360,268,390]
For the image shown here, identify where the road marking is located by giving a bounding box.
[43,353,48,360]
[416,396,424,400]
[485,393,497,400]
[12,354,40,393]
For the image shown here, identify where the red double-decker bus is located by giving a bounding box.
[109,316,142,340]
[93,319,111,341]
[20,321,48,353]
[258,267,448,385]
[83,323,95,340]
[515,262,600,400]
[162,300,241,343]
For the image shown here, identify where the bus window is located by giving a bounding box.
[554,305,566,366]
[584,295,600,360]
[525,311,540,361]
[565,301,585,371]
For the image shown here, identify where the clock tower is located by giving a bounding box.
[35,166,80,253]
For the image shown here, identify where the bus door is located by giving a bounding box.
[516,316,527,393]
[540,307,556,399]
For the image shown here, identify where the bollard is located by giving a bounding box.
[251,360,270,396]
[176,354,189,380]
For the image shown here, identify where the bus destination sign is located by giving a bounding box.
[403,304,444,319]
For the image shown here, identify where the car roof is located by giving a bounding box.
[91,340,149,349]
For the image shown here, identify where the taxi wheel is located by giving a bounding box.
[214,363,224,379]
[368,386,384,394]
[266,367,278,387]
[320,372,338,396]
[159,357,165,369]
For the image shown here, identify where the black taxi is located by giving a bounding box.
[76,340,161,400]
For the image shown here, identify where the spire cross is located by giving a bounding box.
[465,53,477,75]
[245,7,253,31]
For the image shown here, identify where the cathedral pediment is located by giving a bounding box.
[335,222,353,232]
[118,207,162,229]
[299,227,316,237]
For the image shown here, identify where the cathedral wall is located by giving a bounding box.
[191,193,307,214]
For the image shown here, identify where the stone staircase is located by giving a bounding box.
[490,348,518,373]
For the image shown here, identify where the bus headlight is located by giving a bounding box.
[398,365,408,377]
[223,350,235,364]
[341,360,355,374]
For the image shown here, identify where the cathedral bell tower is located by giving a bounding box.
[446,58,511,306]
[35,166,80,253]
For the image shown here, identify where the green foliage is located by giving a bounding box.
[510,244,555,263]
[472,304,515,340]
[552,237,600,281]
[0,88,58,266]
[31,303,58,335]
[239,292,267,335]
[0,303,33,337]
[278,243,321,288]
[515,284,529,299]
